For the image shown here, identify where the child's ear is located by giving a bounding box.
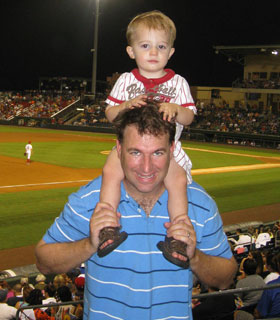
[168,48,175,60]
[126,46,135,59]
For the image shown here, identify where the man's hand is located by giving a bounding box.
[125,95,147,109]
[164,214,196,261]
[90,202,121,251]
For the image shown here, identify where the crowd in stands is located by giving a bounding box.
[192,220,280,320]
[0,91,279,138]
[0,91,78,121]
[0,221,279,320]
[233,78,280,90]
[0,270,84,319]
[72,103,107,127]
[192,101,279,136]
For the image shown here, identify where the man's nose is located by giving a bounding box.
[142,155,152,172]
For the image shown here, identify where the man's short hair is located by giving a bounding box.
[113,103,176,145]
[243,258,257,275]
[126,10,176,46]
[0,289,8,302]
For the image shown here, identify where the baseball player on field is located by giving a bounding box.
[97,10,197,268]
[25,141,32,164]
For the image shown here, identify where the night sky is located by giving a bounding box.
[1,0,279,90]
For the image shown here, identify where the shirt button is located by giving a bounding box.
[137,208,141,213]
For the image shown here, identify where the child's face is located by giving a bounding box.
[126,24,175,78]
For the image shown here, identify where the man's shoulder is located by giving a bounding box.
[188,181,213,202]
[267,276,280,285]
[68,176,102,205]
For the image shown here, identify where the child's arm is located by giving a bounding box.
[159,103,194,126]
[101,148,124,211]
[164,157,188,222]
[105,94,147,123]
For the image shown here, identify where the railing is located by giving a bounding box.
[16,299,83,319]
[15,283,280,319]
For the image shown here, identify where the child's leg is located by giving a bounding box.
[157,158,189,268]
[164,158,188,222]
[100,148,124,211]
[98,148,127,257]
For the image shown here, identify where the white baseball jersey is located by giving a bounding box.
[106,69,196,183]
[25,143,32,159]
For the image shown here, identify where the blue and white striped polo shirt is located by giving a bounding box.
[43,177,232,320]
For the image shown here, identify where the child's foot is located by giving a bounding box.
[97,227,128,257]
[157,236,189,269]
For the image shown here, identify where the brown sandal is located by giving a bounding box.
[97,227,128,257]
[157,236,189,269]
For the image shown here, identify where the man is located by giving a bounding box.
[25,140,32,164]
[0,289,17,320]
[35,104,237,320]
[236,257,265,313]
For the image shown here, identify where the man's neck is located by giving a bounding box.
[123,181,165,216]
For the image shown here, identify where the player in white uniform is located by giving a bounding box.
[98,11,196,268]
[25,141,32,164]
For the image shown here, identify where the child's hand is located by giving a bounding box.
[125,95,147,109]
[158,103,178,122]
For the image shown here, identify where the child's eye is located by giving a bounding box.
[158,44,167,50]
[140,44,149,49]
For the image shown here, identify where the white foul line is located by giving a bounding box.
[0,180,91,189]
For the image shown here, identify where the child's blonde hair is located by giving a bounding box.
[126,10,176,46]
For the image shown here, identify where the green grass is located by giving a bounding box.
[194,168,280,212]
[0,125,279,250]
[0,187,78,249]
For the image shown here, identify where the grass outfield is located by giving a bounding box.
[0,125,279,250]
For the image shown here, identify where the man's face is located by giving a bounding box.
[116,125,174,198]
[126,24,175,79]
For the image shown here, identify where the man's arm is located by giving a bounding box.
[35,238,95,274]
[189,250,237,289]
[165,215,237,289]
[35,202,121,274]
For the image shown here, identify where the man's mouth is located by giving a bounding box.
[137,173,155,181]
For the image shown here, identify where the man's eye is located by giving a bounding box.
[130,151,140,156]
[154,151,163,156]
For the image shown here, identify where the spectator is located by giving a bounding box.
[264,252,280,284]
[7,283,23,307]
[42,283,56,310]
[0,288,17,320]
[27,289,55,320]
[0,281,14,300]
[235,258,265,314]
[54,286,76,320]
[35,104,237,319]
[16,285,34,320]
[254,253,280,318]
[34,274,47,291]
[53,274,66,290]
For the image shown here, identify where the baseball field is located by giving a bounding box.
[0,125,280,270]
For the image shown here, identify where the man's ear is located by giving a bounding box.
[168,48,175,60]
[116,140,122,158]
[126,46,135,59]
[170,141,175,158]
